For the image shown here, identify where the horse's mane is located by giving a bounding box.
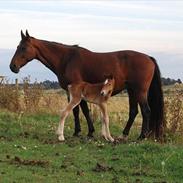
[34,37,89,51]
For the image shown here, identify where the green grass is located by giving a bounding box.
[0,111,183,183]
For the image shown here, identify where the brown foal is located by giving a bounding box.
[56,77,115,142]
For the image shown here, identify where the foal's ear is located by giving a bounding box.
[26,30,30,38]
[108,74,114,80]
[104,74,113,80]
[21,30,26,40]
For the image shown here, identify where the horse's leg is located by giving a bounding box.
[99,103,114,142]
[57,100,81,141]
[137,95,151,140]
[66,91,81,136]
[122,89,138,139]
[80,100,95,137]
[73,105,81,136]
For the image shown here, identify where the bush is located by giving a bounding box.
[164,84,183,135]
[0,81,20,112]
[22,77,43,112]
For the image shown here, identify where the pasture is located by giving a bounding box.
[0,83,183,183]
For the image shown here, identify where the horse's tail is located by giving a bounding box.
[148,57,164,139]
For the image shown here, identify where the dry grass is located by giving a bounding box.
[0,80,183,141]
[22,77,44,112]
[164,84,183,136]
[0,80,20,112]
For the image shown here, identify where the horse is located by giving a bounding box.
[10,30,164,140]
[57,76,115,142]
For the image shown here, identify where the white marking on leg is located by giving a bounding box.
[56,111,68,141]
[101,114,107,137]
[103,110,114,142]
[57,94,81,141]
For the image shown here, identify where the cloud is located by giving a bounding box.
[0,1,183,81]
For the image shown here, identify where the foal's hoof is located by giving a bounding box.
[109,137,114,142]
[58,135,65,141]
[102,135,114,142]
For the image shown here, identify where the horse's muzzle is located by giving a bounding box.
[10,64,19,73]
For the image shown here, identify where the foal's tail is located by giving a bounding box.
[148,57,164,139]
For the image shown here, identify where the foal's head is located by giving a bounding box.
[10,30,37,73]
[100,76,115,97]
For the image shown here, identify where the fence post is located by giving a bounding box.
[15,78,19,89]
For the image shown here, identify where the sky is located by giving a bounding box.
[0,0,183,82]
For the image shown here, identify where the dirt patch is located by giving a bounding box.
[76,170,84,176]
[92,162,113,172]
[19,131,29,138]
[11,156,49,167]
[42,138,61,144]
[0,135,13,141]
[113,136,128,145]
[111,156,120,161]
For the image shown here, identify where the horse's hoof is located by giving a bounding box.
[118,135,128,141]
[114,135,128,144]
[137,134,146,141]
[87,132,94,138]
[73,132,80,137]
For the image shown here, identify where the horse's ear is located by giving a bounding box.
[21,30,26,40]
[26,30,30,37]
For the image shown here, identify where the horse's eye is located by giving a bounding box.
[21,47,26,51]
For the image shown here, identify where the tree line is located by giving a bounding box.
[40,77,182,89]
[2,77,181,89]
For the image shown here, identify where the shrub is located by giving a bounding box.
[22,77,43,112]
[164,84,183,136]
[0,81,20,112]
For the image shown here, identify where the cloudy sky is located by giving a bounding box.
[0,1,183,82]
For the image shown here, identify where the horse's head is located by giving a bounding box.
[100,75,115,97]
[10,30,37,73]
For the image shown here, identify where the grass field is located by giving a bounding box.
[0,108,183,183]
[0,83,183,183]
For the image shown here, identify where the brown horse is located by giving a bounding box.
[10,30,164,140]
[57,77,115,142]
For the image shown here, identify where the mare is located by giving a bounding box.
[57,77,115,142]
[10,30,164,140]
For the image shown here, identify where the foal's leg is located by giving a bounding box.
[57,99,81,141]
[80,100,95,137]
[99,103,114,142]
[122,89,138,139]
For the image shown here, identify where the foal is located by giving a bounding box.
[56,77,115,142]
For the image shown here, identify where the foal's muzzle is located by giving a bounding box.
[10,64,19,73]
[100,91,106,96]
